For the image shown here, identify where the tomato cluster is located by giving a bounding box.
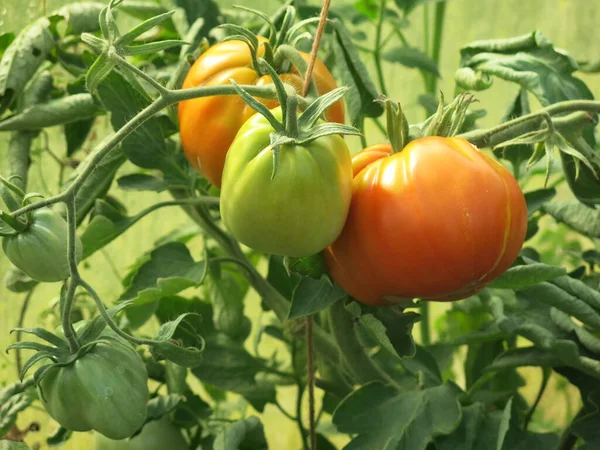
[178,39,528,305]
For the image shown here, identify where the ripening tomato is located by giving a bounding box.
[220,108,352,258]
[178,39,345,188]
[325,137,528,306]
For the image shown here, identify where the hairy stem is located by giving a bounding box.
[374,0,389,96]
[15,288,36,378]
[61,196,80,353]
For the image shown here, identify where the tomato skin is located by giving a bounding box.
[94,416,187,450]
[178,39,344,188]
[325,137,528,306]
[220,108,353,257]
[39,330,149,440]
[2,208,82,282]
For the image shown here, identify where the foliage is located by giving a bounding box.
[1,0,600,449]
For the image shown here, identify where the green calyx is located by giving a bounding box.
[230,58,360,179]
[422,92,478,137]
[376,96,410,153]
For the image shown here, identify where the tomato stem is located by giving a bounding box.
[373,0,389,97]
[420,301,431,346]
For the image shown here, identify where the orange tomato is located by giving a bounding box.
[178,39,345,188]
[325,136,528,306]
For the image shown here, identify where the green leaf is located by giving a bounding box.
[213,416,268,450]
[150,313,205,368]
[333,382,462,450]
[456,31,599,203]
[382,46,440,76]
[120,242,206,303]
[524,187,556,216]
[95,71,180,178]
[0,18,55,115]
[191,334,276,412]
[55,2,104,36]
[288,277,347,319]
[0,442,31,450]
[0,94,99,131]
[542,199,600,238]
[0,378,36,438]
[204,258,251,341]
[175,0,221,34]
[267,255,300,302]
[118,10,176,46]
[436,403,501,450]
[492,89,533,175]
[117,173,170,192]
[46,426,72,447]
[331,19,384,125]
[283,253,327,279]
[346,301,419,359]
[488,263,566,289]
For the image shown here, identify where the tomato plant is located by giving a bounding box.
[1,1,600,450]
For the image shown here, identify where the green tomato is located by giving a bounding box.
[94,416,188,450]
[38,332,149,440]
[220,108,353,257]
[2,208,82,282]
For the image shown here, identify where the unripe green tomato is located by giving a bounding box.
[38,333,149,440]
[2,208,82,282]
[94,416,188,450]
[220,108,353,257]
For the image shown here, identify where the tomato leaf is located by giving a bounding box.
[150,312,205,368]
[118,242,207,328]
[524,187,556,216]
[331,19,384,125]
[191,334,277,412]
[345,301,419,359]
[204,256,251,341]
[542,199,600,239]
[456,31,600,204]
[435,402,559,450]
[117,173,170,192]
[288,277,347,319]
[382,46,440,76]
[175,0,221,37]
[0,378,36,438]
[333,382,462,450]
[0,18,55,116]
[488,263,566,289]
[213,416,268,450]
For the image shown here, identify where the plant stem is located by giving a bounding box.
[306,317,316,450]
[374,0,389,96]
[301,0,331,96]
[423,3,430,58]
[15,288,36,378]
[61,196,80,353]
[328,300,400,387]
[524,367,551,430]
[427,1,446,94]
[420,301,431,345]
[291,340,308,450]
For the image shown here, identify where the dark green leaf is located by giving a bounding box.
[542,199,600,238]
[150,313,205,367]
[175,0,221,38]
[333,382,462,449]
[191,334,276,412]
[288,277,347,319]
[119,242,207,312]
[65,118,95,157]
[46,426,72,446]
[267,255,300,301]
[400,345,443,387]
[331,19,383,125]
[488,263,566,289]
[524,188,555,216]
[346,301,419,359]
[0,94,99,131]
[204,258,251,341]
[382,46,440,76]
[0,18,55,115]
[117,173,170,192]
[213,416,268,450]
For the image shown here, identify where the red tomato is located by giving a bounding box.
[178,39,345,188]
[325,136,528,306]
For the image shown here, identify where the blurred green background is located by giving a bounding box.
[1,0,600,448]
